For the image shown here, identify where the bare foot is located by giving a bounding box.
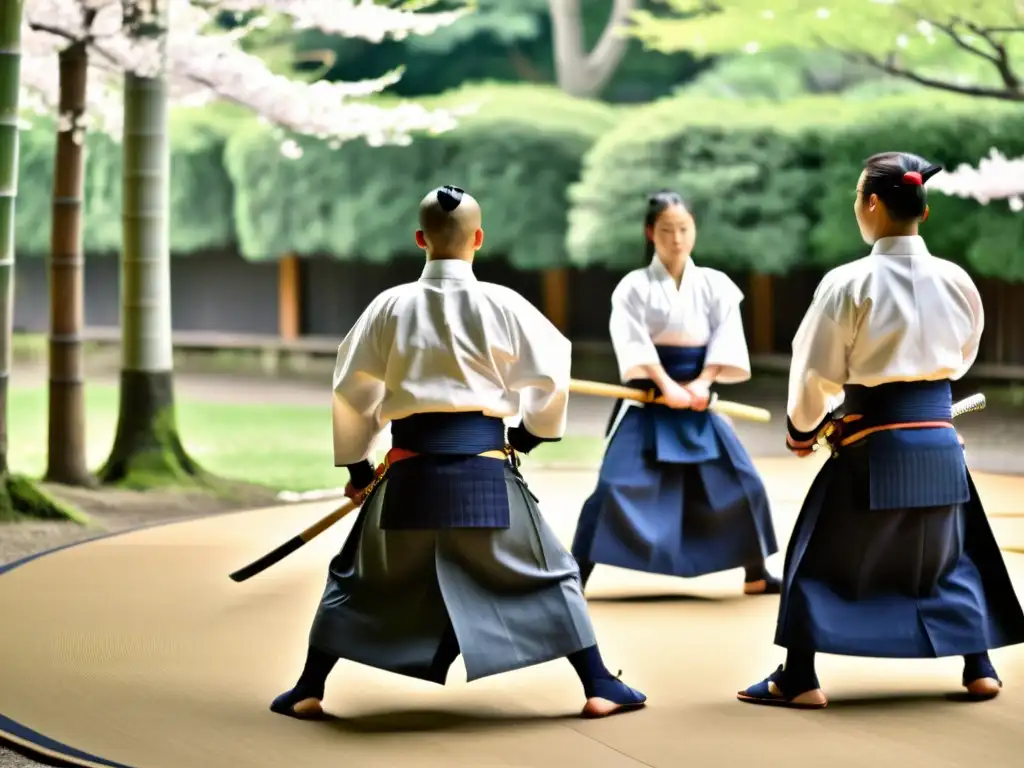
[964,677,1001,700]
[581,696,646,718]
[743,576,782,596]
[284,697,324,719]
[744,579,768,595]
[736,678,828,708]
[769,679,828,708]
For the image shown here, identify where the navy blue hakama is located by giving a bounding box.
[571,345,778,579]
[775,381,1024,658]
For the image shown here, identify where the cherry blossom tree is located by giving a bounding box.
[18,0,468,489]
[929,150,1024,212]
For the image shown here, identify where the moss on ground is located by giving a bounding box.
[0,473,90,524]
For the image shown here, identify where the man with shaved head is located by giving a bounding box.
[416,184,482,258]
[270,186,646,721]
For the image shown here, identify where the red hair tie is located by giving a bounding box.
[903,171,923,185]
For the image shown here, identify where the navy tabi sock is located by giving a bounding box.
[743,560,769,582]
[295,645,338,697]
[782,649,820,694]
[426,623,461,683]
[274,645,338,706]
[566,645,645,705]
[578,560,595,588]
[963,651,1000,685]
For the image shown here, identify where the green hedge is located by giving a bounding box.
[15,108,237,257]
[223,83,619,269]
[809,95,1024,280]
[569,90,1024,278]
[14,82,1024,282]
[567,95,863,274]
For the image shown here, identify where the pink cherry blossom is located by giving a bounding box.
[20,0,470,143]
[929,150,1024,213]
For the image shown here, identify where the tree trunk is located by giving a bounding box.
[548,0,635,98]
[747,271,774,355]
[99,4,204,488]
[45,42,93,486]
[0,0,82,521]
[277,253,300,340]
[540,266,569,332]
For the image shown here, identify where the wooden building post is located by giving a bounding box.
[541,267,569,333]
[748,271,774,355]
[278,253,300,340]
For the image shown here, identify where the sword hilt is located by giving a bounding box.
[952,393,986,419]
[809,391,984,455]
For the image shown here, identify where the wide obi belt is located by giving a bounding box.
[379,412,512,529]
[831,380,969,510]
[619,345,717,464]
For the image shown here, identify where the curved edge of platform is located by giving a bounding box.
[0,504,293,767]
[0,525,163,767]
[0,500,321,768]
[0,713,134,768]
[0,499,299,578]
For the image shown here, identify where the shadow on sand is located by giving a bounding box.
[586,592,740,604]
[322,708,580,734]
[823,690,983,710]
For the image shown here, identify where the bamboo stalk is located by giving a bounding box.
[45,41,92,485]
[0,0,24,479]
[100,1,202,486]
[121,72,172,373]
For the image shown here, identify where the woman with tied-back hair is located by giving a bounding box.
[570,191,781,597]
[738,152,1024,710]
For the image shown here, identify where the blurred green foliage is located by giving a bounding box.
[222,83,619,268]
[14,81,1024,280]
[568,90,1024,278]
[811,97,1024,279]
[568,95,857,274]
[680,47,884,101]
[16,107,238,257]
[632,0,1024,89]
[279,0,709,104]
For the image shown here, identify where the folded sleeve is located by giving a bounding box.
[609,276,661,382]
[703,272,751,384]
[502,294,571,440]
[787,277,852,436]
[949,265,984,380]
[332,298,389,466]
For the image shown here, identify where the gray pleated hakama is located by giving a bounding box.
[309,464,597,683]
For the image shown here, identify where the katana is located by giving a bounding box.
[815,393,987,453]
[229,467,387,583]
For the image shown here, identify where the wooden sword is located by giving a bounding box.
[232,381,772,583]
[569,378,772,423]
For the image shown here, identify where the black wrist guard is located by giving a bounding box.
[345,459,376,490]
[786,412,833,447]
[508,424,560,454]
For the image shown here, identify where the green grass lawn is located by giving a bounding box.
[8,385,603,492]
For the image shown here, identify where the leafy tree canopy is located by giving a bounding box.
[632,1,1024,102]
